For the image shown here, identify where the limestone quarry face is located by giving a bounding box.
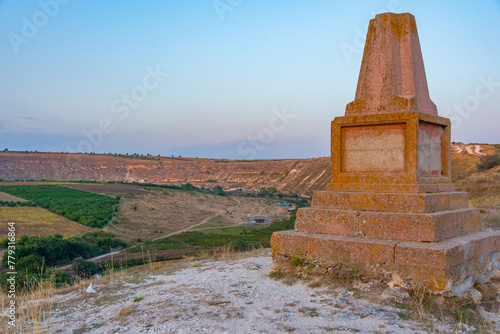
[0,152,331,196]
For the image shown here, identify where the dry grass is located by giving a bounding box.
[451,147,500,231]
[270,256,370,288]
[0,207,94,239]
[457,166,500,207]
[475,282,500,312]
[107,188,236,244]
[271,255,499,333]
[0,271,57,333]
[392,283,499,333]
[115,305,137,320]
[0,191,26,202]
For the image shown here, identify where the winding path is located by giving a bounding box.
[151,196,241,241]
[59,196,243,269]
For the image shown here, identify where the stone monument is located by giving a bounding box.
[271,12,500,293]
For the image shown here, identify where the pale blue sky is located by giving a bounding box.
[1,0,499,159]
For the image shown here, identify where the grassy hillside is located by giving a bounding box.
[451,144,500,229]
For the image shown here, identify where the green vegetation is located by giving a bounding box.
[127,210,297,254]
[290,256,304,266]
[133,182,212,194]
[0,252,71,292]
[0,185,119,227]
[278,170,290,182]
[0,231,125,292]
[72,256,100,277]
[213,185,225,196]
[133,295,145,303]
[0,201,36,207]
[477,152,500,170]
[1,231,125,268]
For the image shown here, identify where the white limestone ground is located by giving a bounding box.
[31,250,499,333]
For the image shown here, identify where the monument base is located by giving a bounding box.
[270,230,500,293]
[296,191,481,242]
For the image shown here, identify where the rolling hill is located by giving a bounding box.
[0,144,498,198]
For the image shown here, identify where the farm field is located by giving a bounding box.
[0,185,119,227]
[0,191,26,202]
[108,188,237,244]
[63,183,151,195]
[0,207,94,239]
[63,185,292,244]
[126,212,296,255]
[187,197,291,231]
[192,215,237,230]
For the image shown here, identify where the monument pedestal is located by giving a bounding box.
[271,193,500,291]
[271,12,500,293]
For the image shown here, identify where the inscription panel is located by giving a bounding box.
[341,124,406,173]
[418,122,443,177]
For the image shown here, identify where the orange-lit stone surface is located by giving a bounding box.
[271,230,397,264]
[295,207,480,242]
[345,13,437,116]
[311,191,470,213]
[341,124,405,173]
[271,230,500,291]
[271,12,500,293]
[328,112,453,194]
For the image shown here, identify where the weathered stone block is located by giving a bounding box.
[271,230,397,264]
[311,191,470,213]
[294,208,357,235]
[329,112,452,194]
[341,124,406,173]
[345,13,437,117]
[358,208,480,242]
[295,207,480,242]
[394,240,465,269]
[272,230,500,291]
[418,122,444,177]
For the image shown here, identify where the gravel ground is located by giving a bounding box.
[29,249,498,333]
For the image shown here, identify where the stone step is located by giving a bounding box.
[326,182,455,194]
[311,191,470,213]
[295,207,480,242]
[271,230,500,291]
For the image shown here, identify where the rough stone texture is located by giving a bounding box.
[345,12,437,116]
[311,191,470,213]
[294,208,358,236]
[342,124,406,173]
[271,12,498,294]
[418,122,444,177]
[271,230,397,264]
[328,112,453,194]
[295,207,481,242]
[271,230,500,291]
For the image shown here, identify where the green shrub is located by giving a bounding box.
[477,153,500,170]
[231,239,251,252]
[16,254,44,273]
[50,269,72,287]
[0,267,71,293]
[1,231,126,268]
[72,257,100,277]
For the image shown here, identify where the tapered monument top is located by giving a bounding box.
[346,12,437,116]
